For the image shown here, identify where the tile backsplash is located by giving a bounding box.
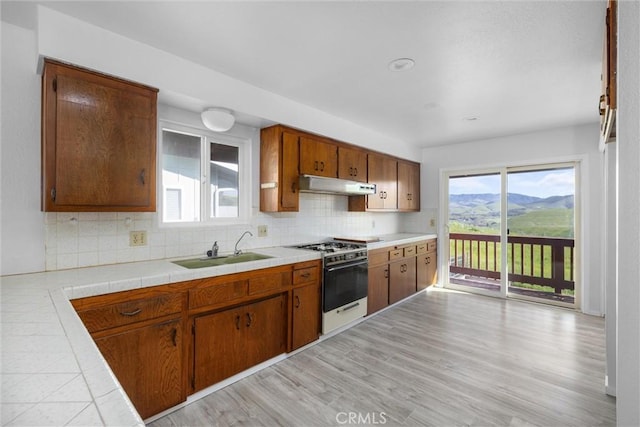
[44,193,407,271]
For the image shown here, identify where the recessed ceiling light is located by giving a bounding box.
[388,58,415,72]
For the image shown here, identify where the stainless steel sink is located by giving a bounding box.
[172,252,273,269]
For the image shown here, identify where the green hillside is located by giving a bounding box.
[508,208,574,238]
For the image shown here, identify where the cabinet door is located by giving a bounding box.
[367,153,397,210]
[95,319,183,419]
[292,283,321,350]
[299,137,338,178]
[416,253,434,291]
[281,132,300,210]
[368,263,389,315]
[398,161,420,211]
[42,60,157,212]
[426,252,438,287]
[245,294,288,368]
[389,257,417,304]
[193,306,246,392]
[260,128,299,212]
[338,146,367,182]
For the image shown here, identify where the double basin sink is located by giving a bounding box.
[172,252,273,269]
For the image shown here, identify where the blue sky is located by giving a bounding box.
[449,168,575,198]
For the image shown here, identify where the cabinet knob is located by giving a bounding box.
[171,328,178,347]
[295,295,301,308]
[235,315,241,330]
[139,169,146,185]
[246,312,253,327]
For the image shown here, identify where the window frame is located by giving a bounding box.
[158,121,251,227]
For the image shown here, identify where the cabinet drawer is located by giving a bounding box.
[293,266,319,285]
[416,242,428,254]
[189,280,248,310]
[78,293,182,333]
[403,246,416,257]
[389,249,403,260]
[249,271,289,295]
[368,249,388,266]
[427,240,437,252]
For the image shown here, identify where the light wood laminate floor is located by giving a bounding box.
[149,289,615,427]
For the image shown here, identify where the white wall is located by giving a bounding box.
[420,124,604,316]
[615,0,640,423]
[0,22,46,275]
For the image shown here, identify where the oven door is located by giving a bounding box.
[323,259,368,312]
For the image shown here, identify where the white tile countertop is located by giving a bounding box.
[365,233,437,250]
[0,234,435,425]
[0,246,319,426]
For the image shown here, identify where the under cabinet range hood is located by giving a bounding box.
[298,175,376,196]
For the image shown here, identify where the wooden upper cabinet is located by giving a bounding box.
[41,59,158,212]
[600,0,617,144]
[397,161,420,211]
[299,136,338,178]
[604,0,617,110]
[338,146,367,182]
[367,153,397,210]
[260,126,300,212]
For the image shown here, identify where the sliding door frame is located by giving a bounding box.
[439,159,582,310]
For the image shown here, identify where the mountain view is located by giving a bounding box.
[449,193,574,238]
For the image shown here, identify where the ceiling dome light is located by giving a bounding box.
[388,58,415,72]
[201,108,235,132]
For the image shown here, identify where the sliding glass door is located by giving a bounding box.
[445,164,577,308]
[506,167,576,305]
[447,171,505,297]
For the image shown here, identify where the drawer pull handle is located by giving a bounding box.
[120,308,142,317]
[171,328,177,347]
[235,315,241,330]
[300,272,310,278]
[295,295,301,308]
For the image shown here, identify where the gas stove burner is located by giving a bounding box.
[294,240,366,253]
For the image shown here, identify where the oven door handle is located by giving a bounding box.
[325,259,368,272]
[337,301,360,313]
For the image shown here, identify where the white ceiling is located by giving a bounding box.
[2,1,605,148]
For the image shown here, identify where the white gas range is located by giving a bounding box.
[293,240,368,334]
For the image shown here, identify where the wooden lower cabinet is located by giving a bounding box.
[292,283,321,350]
[94,318,184,419]
[368,263,390,315]
[389,257,417,304]
[192,293,287,392]
[417,252,437,290]
[416,239,438,290]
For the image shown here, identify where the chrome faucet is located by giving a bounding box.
[234,231,253,256]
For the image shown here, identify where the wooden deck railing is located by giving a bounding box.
[449,233,575,294]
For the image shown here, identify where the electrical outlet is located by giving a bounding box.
[430,218,436,227]
[257,225,268,237]
[129,230,147,246]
